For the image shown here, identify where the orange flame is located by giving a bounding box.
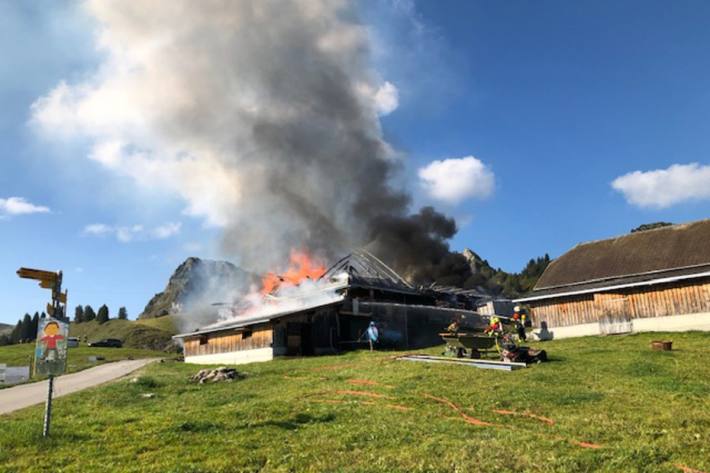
[261,249,326,295]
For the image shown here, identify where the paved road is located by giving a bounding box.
[0,358,159,415]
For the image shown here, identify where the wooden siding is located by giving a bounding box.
[183,325,272,358]
[529,280,710,328]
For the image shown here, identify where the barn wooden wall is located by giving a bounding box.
[530,280,710,328]
[183,325,272,357]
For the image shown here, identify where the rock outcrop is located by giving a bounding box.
[139,257,252,319]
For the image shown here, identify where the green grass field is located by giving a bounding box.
[0,343,166,380]
[1,332,708,472]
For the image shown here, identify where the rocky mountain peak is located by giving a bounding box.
[139,257,252,319]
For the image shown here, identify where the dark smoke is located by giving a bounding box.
[367,206,470,285]
[211,1,466,282]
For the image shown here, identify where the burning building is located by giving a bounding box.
[174,250,491,365]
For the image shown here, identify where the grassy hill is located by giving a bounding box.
[1,331,708,472]
[0,323,11,336]
[69,317,178,351]
[135,315,178,333]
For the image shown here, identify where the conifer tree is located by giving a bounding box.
[96,304,110,324]
[84,305,96,322]
[74,305,85,323]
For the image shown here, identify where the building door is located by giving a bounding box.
[301,323,314,356]
[287,322,302,356]
[286,322,314,356]
[595,293,632,334]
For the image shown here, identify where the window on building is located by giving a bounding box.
[242,329,252,339]
[199,335,208,346]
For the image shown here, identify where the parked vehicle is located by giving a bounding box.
[66,337,80,348]
[88,338,123,348]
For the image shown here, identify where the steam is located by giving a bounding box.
[32,0,465,284]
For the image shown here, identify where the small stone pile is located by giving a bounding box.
[190,367,243,384]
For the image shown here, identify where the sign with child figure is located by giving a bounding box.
[35,317,69,376]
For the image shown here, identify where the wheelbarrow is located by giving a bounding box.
[440,332,499,359]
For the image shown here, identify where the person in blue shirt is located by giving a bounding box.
[366,321,379,351]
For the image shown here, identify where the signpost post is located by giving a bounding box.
[16,267,68,437]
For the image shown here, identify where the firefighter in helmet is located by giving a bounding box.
[484,315,502,336]
[512,305,528,341]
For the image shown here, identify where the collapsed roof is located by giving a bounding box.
[321,249,419,295]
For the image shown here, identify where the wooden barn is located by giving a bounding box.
[174,250,490,365]
[516,219,710,339]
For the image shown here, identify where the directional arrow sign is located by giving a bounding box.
[39,280,56,289]
[17,268,58,282]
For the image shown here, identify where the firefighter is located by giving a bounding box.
[512,306,527,341]
[366,321,379,351]
[484,316,502,336]
[446,315,464,334]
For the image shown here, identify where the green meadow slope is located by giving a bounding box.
[1,332,708,472]
[69,317,177,351]
[0,323,11,335]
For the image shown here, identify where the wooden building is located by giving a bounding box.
[174,250,490,365]
[516,219,710,339]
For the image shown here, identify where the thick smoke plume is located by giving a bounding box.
[33,0,465,284]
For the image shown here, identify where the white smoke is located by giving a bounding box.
[212,272,348,328]
[32,0,470,292]
[31,0,400,271]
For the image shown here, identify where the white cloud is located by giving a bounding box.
[418,156,495,204]
[355,80,400,116]
[83,223,113,235]
[612,163,710,208]
[116,225,144,243]
[0,197,50,217]
[83,222,181,242]
[374,81,399,115]
[151,222,182,239]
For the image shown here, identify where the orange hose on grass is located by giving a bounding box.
[335,389,389,399]
[423,394,496,427]
[570,440,603,449]
[676,464,708,473]
[492,408,555,425]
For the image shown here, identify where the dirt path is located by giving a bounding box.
[0,358,159,415]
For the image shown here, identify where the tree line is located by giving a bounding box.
[0,305,128,346]
[73,305,128,324]
[461,253,551,298]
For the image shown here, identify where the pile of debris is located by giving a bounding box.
[190,366,243,384]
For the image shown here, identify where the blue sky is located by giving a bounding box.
[1,0,709,325]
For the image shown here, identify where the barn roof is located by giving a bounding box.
[521,219,710,300]
[173,297,346,339]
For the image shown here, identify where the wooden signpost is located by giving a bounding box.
[16,267,68,437]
